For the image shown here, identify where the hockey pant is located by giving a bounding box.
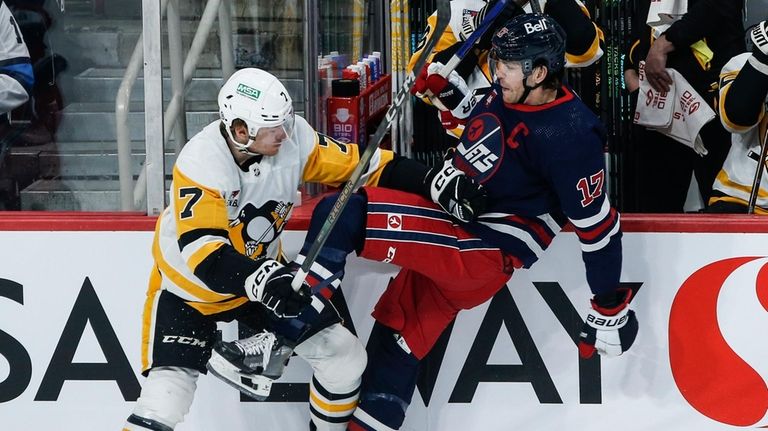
[297,188,514,430]
[125,274,364,430]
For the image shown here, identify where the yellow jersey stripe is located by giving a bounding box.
[715,169,768,198]
[152,232,235,303]
[186,297,250,315]
[718,80,755,133]
[186,240,226,272]
[566,24,602,65]
[141,267,162,372]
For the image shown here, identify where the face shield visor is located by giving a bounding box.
[246,106,295,145]
[488,48,532,83]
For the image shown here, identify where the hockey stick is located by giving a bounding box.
[529,0,542,14]
[291,0,510,290]
[439,0,511,77]
[747,127,768,213]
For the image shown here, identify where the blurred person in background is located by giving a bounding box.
[706,20,768,213]
[623,0,744,212]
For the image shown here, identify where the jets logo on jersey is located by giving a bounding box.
[229,200,293,258]
[454,113,503,183]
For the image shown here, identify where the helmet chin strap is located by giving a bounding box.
[235,139,263,157]
[225,124,263,157]
[516,73,543,104]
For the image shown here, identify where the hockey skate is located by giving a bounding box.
[206,330,294,401]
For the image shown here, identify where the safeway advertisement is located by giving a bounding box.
[1,230,767,431]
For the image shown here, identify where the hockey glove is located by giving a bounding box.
[578,288,638,359]
[245,259,312,319]
[424,158,487,223]
[411,62,476,129]
[750,21,768,69]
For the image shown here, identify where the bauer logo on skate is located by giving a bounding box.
[669,257,768,427]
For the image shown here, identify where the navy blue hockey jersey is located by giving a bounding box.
[453,85,622,295]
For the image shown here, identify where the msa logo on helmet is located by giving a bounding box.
[237,83,261,101]
[524,18,549,35]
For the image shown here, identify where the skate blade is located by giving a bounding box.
[207,352,272,401]
[207,362,272,400]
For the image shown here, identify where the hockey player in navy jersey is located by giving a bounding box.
[210,13,637,431]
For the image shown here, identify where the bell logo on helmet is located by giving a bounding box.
[236,83,261,101]
[523,18,549,35]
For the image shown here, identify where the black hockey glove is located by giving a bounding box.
[424,158,487,223]
[578,288,638,359]
[750,21,768,70]
[245,259,312,319]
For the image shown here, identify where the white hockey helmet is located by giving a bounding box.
[218,68,295,155]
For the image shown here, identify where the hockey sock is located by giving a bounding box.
[350,323,421,430]
[309,376,361,431]
[300,192,367,274]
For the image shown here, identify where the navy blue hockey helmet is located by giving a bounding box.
[489,13,566,76]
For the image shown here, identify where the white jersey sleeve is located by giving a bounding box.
[0,1,32,115]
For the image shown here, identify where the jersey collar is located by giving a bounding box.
[503,85,575,112]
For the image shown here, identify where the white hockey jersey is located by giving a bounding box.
[151,116,393,314]
[0,1,31,115]
[409,0,603,138]
[711,52,768,212]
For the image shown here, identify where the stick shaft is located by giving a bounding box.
[747,129,768,213]
[291,0,453,290]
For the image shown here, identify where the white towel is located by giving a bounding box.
[646,0,688,37]
[634,61,715,156]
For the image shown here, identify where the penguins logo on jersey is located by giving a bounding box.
[454,113,503,183]
[229,200,293,258]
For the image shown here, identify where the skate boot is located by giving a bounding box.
[207,330,294,400]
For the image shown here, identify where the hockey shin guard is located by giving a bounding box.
[123,366,199,430]
[294,323,365,430]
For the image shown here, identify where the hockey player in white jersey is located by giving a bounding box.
[707,21,768,212]
[0,0,32,117]
[408,0,603,138]
[119,67,470,431]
